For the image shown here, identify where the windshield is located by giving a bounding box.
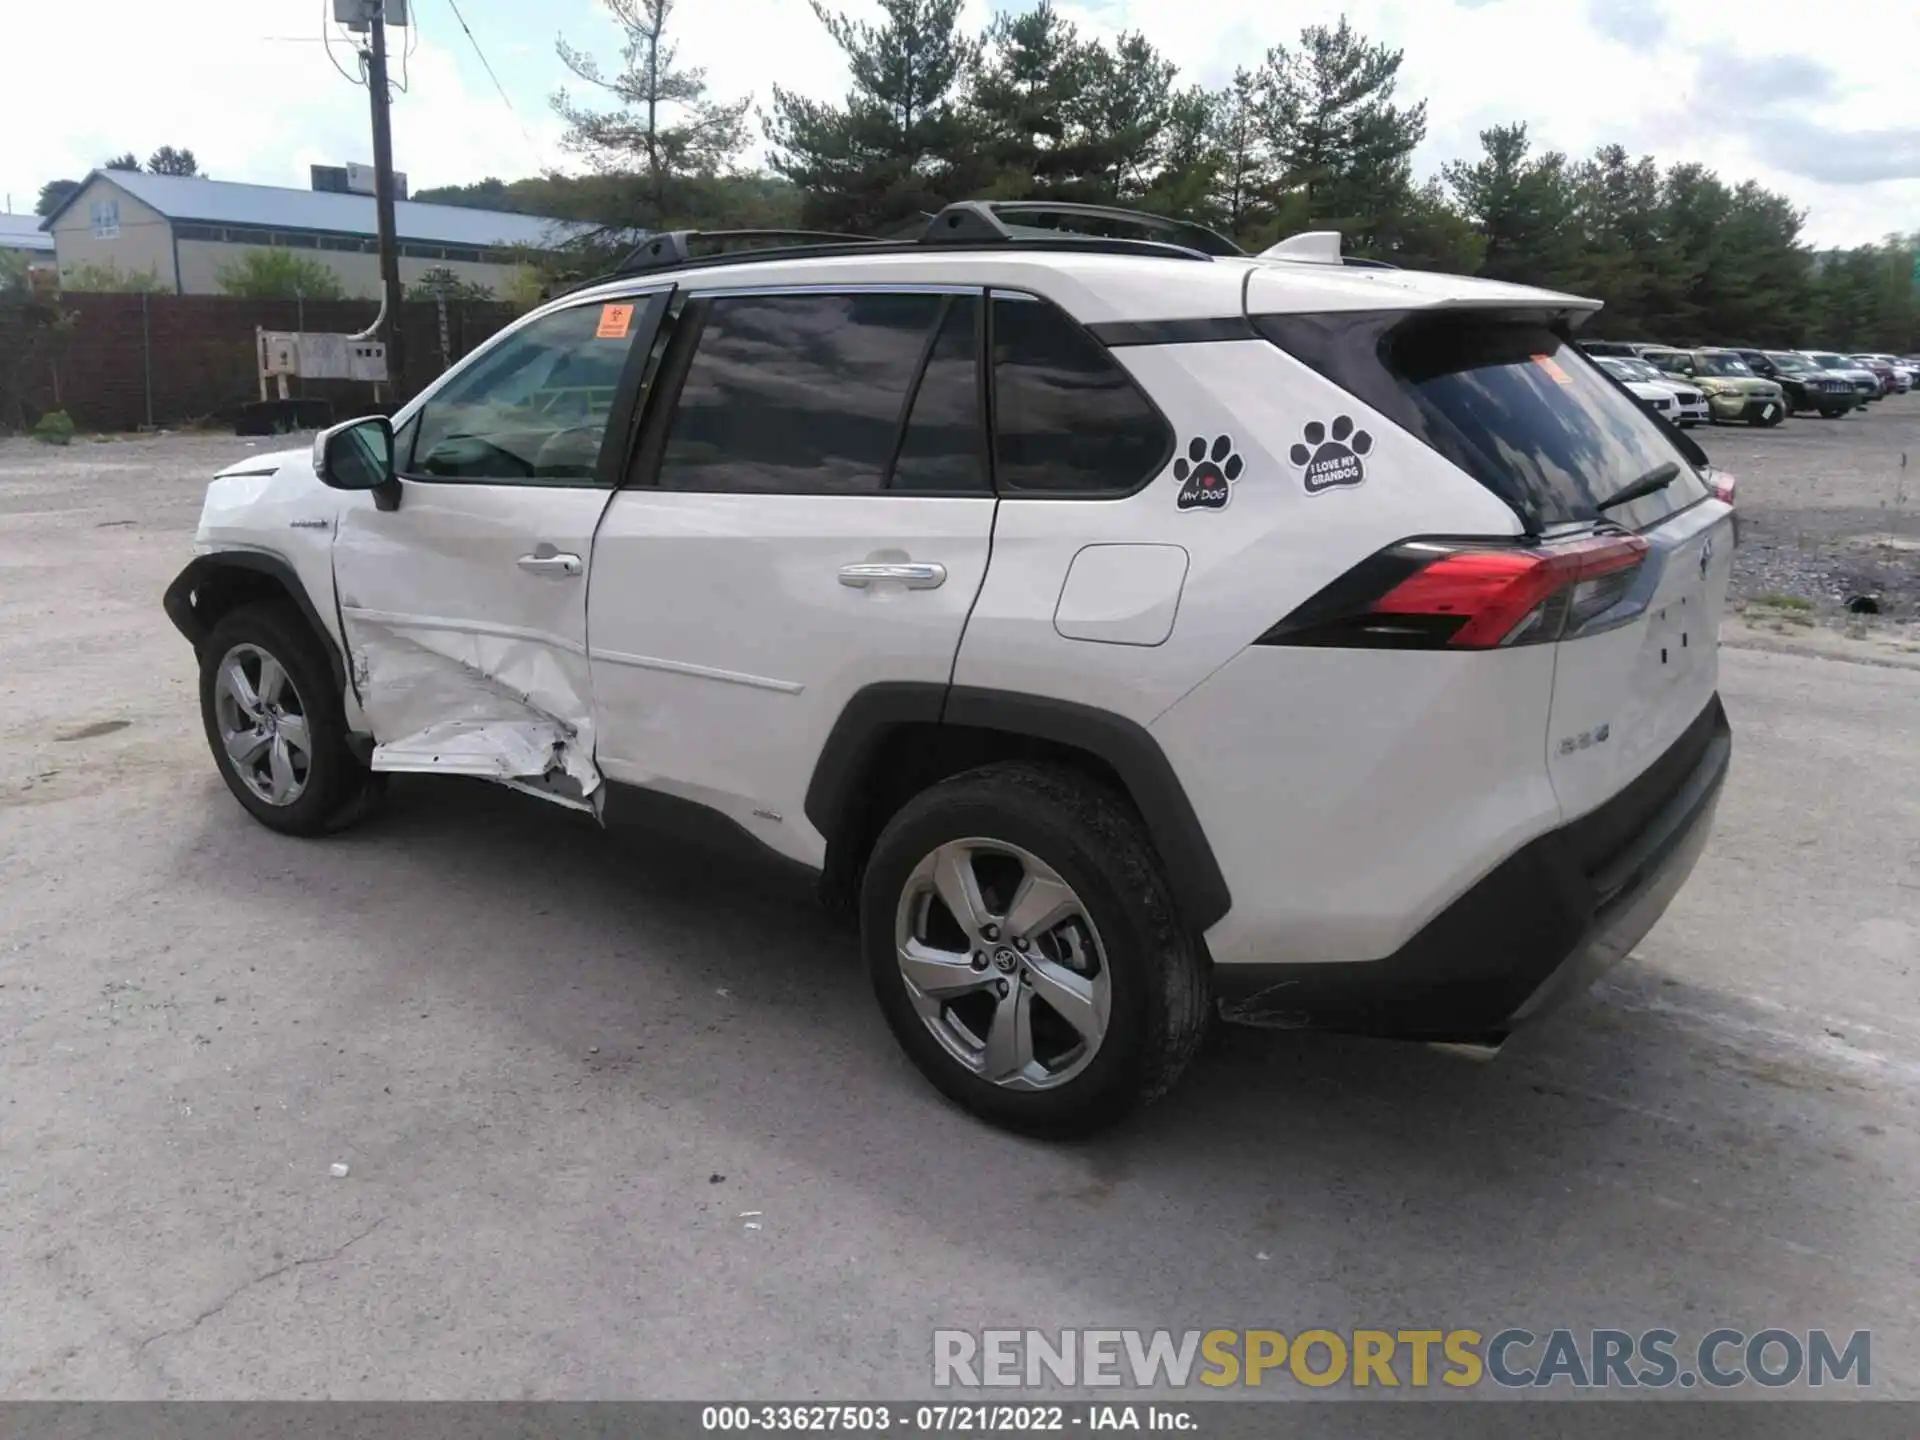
[1808,353,1850,369]
[1695,354,1753,377]
[1614,358,1665,382]
[1766,354,1813,373]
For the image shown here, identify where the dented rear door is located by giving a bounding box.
[331,291,668,806]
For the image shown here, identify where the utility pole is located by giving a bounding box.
[363,3,407,397]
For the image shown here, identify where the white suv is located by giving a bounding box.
[164,202,1734,1135]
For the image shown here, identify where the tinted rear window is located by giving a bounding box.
[1255,311,1708,530]
[990,293,1172,495]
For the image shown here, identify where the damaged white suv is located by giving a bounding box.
[166,202,1734,1135]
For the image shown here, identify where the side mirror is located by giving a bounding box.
[313,415,401,512]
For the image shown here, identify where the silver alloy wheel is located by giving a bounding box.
[894,838,1112,1091]
[212,643,313,807]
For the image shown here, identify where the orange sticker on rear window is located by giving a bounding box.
[596,303,635,339]
[1531,353,1573,384]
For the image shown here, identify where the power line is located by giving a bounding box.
[440,0,547,163]
[442,0,518,119]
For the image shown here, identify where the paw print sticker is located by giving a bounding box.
[1289,415,1373,494]
[1174,435,1244,512]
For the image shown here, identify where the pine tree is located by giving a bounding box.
[147,146,200,177]
[1442,124,1580,287]
[1202,69,1276,242]
[766,0,977,232]
[967,2,1088,198]
[1254,18,1427,253]
[554,0,751,225]
[1065,32,1177,203]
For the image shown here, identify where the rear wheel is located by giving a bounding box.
[198,603,380,836]
[861,763,1209,1136]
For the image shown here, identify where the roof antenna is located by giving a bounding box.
[1259,231,1344,265]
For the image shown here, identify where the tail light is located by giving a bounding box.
[1259,532,1651,651]
[1707,470,1736,506]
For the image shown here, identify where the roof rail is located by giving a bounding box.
[615,227,885,275]
[557,204,1236,294]
[923,200,1242,258]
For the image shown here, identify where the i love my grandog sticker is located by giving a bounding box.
[1289,415,1373,493]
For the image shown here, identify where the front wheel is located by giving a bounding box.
[198,602,380,836]
[861,763,1209,1136]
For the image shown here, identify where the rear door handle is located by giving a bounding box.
[517,551,583,577]
[838,562,947,590]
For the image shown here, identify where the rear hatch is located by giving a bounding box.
[1253,302,1731,824]
[1381,314,1729,819]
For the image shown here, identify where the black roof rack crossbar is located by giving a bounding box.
[922,201,1241,258]
[615,228,885,275]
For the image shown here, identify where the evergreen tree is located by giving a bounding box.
[103,153,141,173]
[35,179,80,218]
[1065,32,1178,203]
[1442,124,1580,287]
[1569,145,1678,337]
[554,0,751,224]
[1138,86,1220,223]
[766,0,977,232]
[1201,69,1277,241]
[1255,18,1427,253]
[147,146,201,177]
[966,2,1089,198]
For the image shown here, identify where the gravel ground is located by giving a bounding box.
[1703,394,1919,619]
[1,427,1917,1402]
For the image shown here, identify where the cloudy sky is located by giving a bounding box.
[4,0,1915,247]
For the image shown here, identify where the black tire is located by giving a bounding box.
[860,762,1209,1137]
[197,601,380,836]
[1819,405,1847,419]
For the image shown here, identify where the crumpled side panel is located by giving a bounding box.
[347,613,600,799]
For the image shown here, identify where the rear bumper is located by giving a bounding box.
[1215,695,1731,1042]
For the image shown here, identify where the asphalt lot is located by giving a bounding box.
[1,425,1916,1400]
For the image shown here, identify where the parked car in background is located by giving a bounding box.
[1848,355,1900,394]
[1733,349,1857,417]
[1594,355,1711,426]
[1645,348,1786,426]
[1580,339,1663,359]
[1803,351,1883,404]
[1852,355,1912,393]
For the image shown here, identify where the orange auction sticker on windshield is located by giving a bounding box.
[1531,354,1573,384]
[596,303,634,339]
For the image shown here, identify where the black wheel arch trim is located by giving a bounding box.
[804,681,1232,933]
[163,550,348,695]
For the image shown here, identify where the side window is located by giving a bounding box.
[407,302,640,484]
[891,295,987,493]
[656,291,944,494]
[990,292,1171,495]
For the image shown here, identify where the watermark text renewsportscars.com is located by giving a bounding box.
[932,1327,1871,1391]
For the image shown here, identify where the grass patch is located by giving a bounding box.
[1749,592,1816,611]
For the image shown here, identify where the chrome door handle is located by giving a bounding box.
[838,562,947,590]
[517,552,583,577]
